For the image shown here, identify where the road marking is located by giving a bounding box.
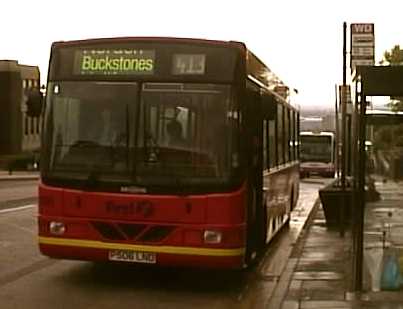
[0,259,58,287]
[0,204,36,214]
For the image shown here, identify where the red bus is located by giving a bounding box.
[38,37,299,269]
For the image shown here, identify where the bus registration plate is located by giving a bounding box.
[108,249,156,264]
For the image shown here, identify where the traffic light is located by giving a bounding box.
[26,89,43,117]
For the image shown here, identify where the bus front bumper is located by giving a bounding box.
[39,236,245,269]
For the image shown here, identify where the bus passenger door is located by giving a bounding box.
[244,87,265,263]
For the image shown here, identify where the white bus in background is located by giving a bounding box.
[300,131,335,178]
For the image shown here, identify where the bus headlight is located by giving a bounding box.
[49,221,66,235]
[203,230,222,244]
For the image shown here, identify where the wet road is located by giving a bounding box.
[0,179,38,211]
[0,179,324,309]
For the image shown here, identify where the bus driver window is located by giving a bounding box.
[167,119,185,146]
[166,107,186,147]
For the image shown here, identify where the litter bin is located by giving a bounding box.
[319,179,352,228]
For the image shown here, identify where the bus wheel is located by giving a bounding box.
[245,211,267,268]
[257,202,268,249]
[285,190,294,226]
[290,189,295,212]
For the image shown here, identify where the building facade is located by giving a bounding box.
[0,60,41,155]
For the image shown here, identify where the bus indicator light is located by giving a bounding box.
[203,230,222,244]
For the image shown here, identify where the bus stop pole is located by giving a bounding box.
[335,84,340,179]
[353,89,367,291]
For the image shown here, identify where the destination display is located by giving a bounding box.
[172,54,206,75]
[74,49,155,75]
[50,41,238,82]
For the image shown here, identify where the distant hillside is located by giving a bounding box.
[300,106,335,117]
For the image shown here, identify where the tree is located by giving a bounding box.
[380,45,403,111]
[381,45,403,66]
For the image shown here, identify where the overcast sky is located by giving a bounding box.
[2,0,402,108]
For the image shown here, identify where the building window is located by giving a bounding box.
[30,118,35,134]
[25,116,29,135]
[36,117,41,134]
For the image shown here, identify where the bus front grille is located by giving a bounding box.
[137,226,175,242]
[90,221,175,243]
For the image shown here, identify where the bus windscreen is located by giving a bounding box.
[42,81,240,190]
[300,135,333,163]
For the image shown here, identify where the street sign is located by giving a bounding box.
[352,46,374,57]
[350,23,375,72]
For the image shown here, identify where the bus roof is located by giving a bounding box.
[49,36,296,110]
[51,37,247,51]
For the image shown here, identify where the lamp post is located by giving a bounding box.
[339,22,348,238]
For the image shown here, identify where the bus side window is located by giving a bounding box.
[290,111,295,161]
[284,107,290,163]
[296,113,300,160]
[268,119,276,168]
[263,120,268,170]
[277,104,284,165]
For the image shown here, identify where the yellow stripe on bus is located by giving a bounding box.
[38,236,245,257]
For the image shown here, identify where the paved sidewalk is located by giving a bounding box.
[277,179,403,309]
[0,170,39,181]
